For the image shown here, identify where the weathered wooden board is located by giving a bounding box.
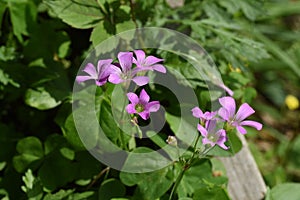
[219,135,267,200]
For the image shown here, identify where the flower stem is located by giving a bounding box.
[168,134,213,200]
[168,166,187,200]
[118,86,130,150]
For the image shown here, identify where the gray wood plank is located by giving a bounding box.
[219,135,267,200]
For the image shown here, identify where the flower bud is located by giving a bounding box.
[166,136,177,146]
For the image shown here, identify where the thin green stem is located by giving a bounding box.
[168,166,187,200]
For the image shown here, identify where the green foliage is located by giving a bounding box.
[266,183,300,200]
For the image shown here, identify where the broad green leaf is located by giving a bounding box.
[44,0,103,29]
[16,137,44,158]
[120,151,173,200]
[193,186,230,200]
[268,183,300,200]
[100,100,123,144]
[44,134,69,155]
[177,159,212,197]
[25,88,61,110]
[0,1,6,26]
[38,152,77,191]
[7,0,37,42]
[59,147,75,160]
[57,41,71,58]
[13,136,44,172]
[0,162,6,171]
[165,113,198,147]
[98,178,126,200]
[67,87,103,150]
[90,21,112,48]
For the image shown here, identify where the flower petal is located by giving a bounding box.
[145,56,164,66]
[218,107,230,121]
[127,92,139,104]
[138,111,150,120]
[236,125,247,134]
[146,101,160,112]
[202,138,214,146]
[108,73,123,84]
[235,103,255,122]
[133,50,146,65]
[219,96,236,119]
[139,89,150,104]
[76,75,95,83]
[206,119,217,133]
[132,76,149,86]
[97,59,113,75]
[118,52,133,72]
[126,104,136,114]
[197,124,208,137]
[151,64,166,73]
[203,111,217,120]
[218,83,234,96]
[191,107,203,118]
[240,120,262,130]
[95,80,107,86]
[83,63,97,78]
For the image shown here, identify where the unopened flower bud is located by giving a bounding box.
[166,136,177,146]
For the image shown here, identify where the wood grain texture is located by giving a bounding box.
[219,135,267,200]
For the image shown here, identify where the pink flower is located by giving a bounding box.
[197,120,228,150]
[76,59,116,86]
[108,52,149,86]
[191,107,217,125]
[133,50,166,73]
[126,89,160,120]
[218,96,263,134]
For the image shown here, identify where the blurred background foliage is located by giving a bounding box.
[0,0,300,199]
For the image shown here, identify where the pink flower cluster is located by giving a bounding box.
[192,97,263,150]
[76,50,166,120]
[76,50,166,87]
[76,50,263,150]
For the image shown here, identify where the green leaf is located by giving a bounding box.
[193,186,230,200]
[268,183,300,200]
[0,1,6,27]
[120,156,173,200]
[7,0,37,42]
[25,88,61,110]
[13,137,44,172]
[69,191,95,200]
[177,160,212,197]
[44,189,74,200]
[165,113,198,147]
[59,147,75,160]
[44,134,69,155]
[90,21,111,47]
[242,87,257,103]
[38,152,77,191]
[44,0,103,29]
[21,169,43,199]
[62,109,89,150]
[98,178,126,200]
[0,68,20,88]
[100,100,122,143]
